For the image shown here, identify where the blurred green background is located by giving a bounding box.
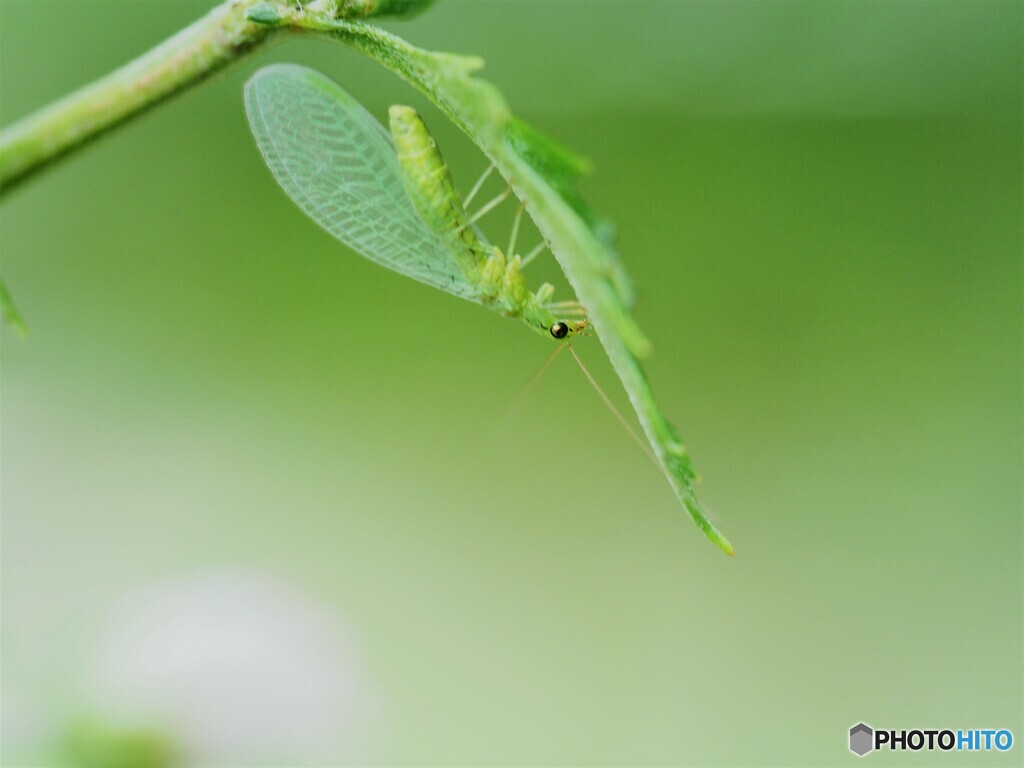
[2,1,1020,766]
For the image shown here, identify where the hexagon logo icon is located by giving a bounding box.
[849,722,874,756]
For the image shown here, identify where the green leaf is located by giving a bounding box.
[335,0,437,20]
[0,277,27,338]
[244,3,283,26]
[289,14,735,555]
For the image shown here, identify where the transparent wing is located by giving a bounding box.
[244,64,479,301]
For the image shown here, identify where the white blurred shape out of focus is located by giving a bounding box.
[76,568,379,766]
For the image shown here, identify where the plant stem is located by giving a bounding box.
[0,0,277,195]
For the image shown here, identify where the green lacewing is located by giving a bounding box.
[244,63,585,340]
[244,63,734,555]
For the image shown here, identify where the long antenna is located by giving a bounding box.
[568,345,659,468]
[502,344,565,429]
[516,343,565,403]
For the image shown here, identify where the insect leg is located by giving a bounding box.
[507,203,524,258]
[520,241,547,268]
[545,300,587,317]
[464,187,513,229]
[463,163,495,208]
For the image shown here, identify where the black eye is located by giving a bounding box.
[550,322,569,339]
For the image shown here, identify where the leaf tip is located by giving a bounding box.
[0,280,28,338]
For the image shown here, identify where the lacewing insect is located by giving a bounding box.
[244,63,734,555]
[244,64,586,341]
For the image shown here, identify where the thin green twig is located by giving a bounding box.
[0,0,433,195]
[0,0,277,194]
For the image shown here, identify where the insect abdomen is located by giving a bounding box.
[389,106,490,284]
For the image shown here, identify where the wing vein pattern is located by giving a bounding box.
[244,64,479,301]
